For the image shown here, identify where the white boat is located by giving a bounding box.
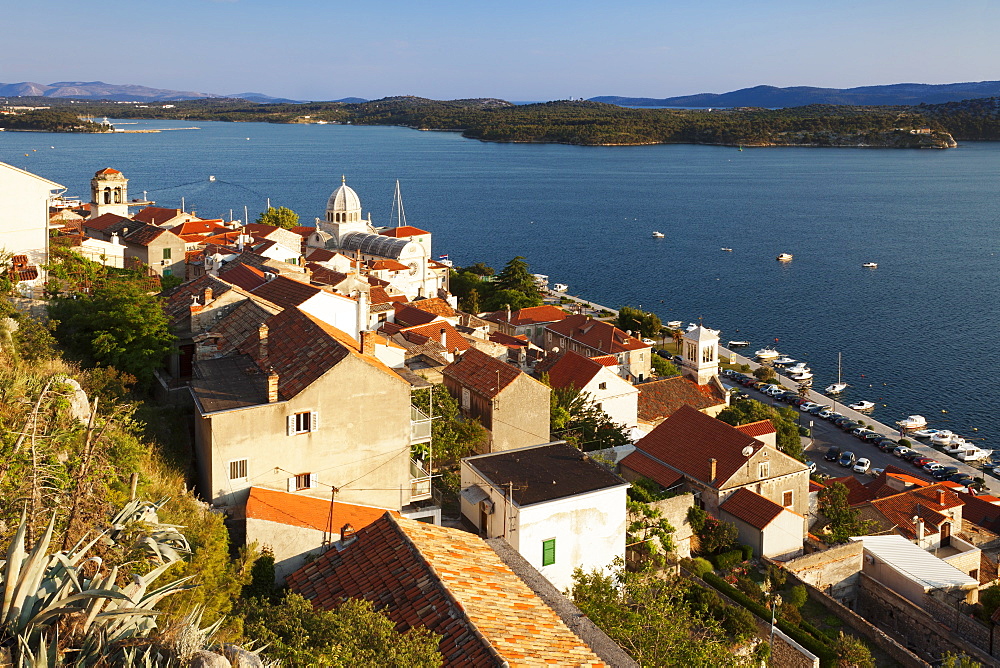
[862,262,877,268]
[755,348,780,360]
[848,401,875,411]
[776,253,793,262]
[773,356,796,365]
[826,352,848,394]
[789,371,813,381]
[667,320,683,329]
[930,430,957,446]
[721,247,733,252]
[728,340,750,347]
[897,415,928,431]
[956,446,992,462]
[652,231,665,238]
[943,439,971,454]
[912,428,941,439]
[686,323,698,332]
[786,363,811,374]
[552,283,568,292]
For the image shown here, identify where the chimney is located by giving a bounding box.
[914,515,925,542]
[341,523,355,539]
[267,369,279,403]
[505,305,511,323]
[360,330,375,356]
[189,295,203,332]
[258,324,269,360]
[203,286,213,304]
[937,489,946,505]
[440,328,448,348]
[709,458,717,483]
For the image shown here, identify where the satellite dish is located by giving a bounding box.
[741,445,754,457]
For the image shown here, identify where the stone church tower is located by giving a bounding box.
[89,168,129,219]
[318,176,374,246]
[681,326,720,386]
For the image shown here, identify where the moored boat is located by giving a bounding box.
[776,253,793,262]
[667,320,683,329]
[897,415,928,431]
[773,356,796,365]
[755,347,780,361]
[826,353,847,394]
[862,262,878,268]
[728,340,750,347]
[552,283,568,292]
[848,401,875,411]
[652,231,665,238]
[789,371,813,381]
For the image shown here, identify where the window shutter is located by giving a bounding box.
[287,477,296,493]
[542,539,556,566]
[286,415,295,436]
[309,473,318,488]
[310,411,319,432]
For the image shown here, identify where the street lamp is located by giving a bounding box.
[768,593,782,664]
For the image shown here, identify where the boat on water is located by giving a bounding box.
[721,247,733,252]
[652,231,665,238]
[786,362,810,374]
[755,348,780,360]
[897,415,928,431]
[728,340,750,347]
[685,323,698,332]
[912,428,941,439]
[826,352,848,394]
[666,320,683,329]
[776,253,793,262]
[773,356,796,365]
[930,430,960,446]
[955,445,991,462]
[862,262,878,268]
[552,283,568,292]
[789,371,814,381]
[848,401,875,411]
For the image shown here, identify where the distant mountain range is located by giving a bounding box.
[591,81,1000,108]
[0,81,366,104]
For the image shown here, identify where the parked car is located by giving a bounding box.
[850,427,873,437]
[656,349,673,359]
[861,432,884,442]
[875,439,897,451]
[911,456,934,466]
[892,446,912,458]
[838,451,857,468]
[933,466,960,480]
[824,446,841,462]
[806,460,817,473]
[854,458,871,474]
[642,338,656,345]
[809,404,831,415]
[924,462,945,474]
[839,421,860,432]
[902,450,923,462]
[869,467,885,477]
[949,473,975,485]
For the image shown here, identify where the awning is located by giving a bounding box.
[460,484,489,505]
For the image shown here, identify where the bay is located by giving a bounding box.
[3,120,999,445]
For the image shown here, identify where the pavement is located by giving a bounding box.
[722,347,998,495]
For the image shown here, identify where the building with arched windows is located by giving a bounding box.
[89,167,130,219]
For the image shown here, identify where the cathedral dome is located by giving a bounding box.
[326,176,362,213]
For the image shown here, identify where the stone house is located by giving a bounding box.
[544,314,652,382]
[720,487,807,559]
[442,347,551,452]
[484,304,568,347]
[460,442,630,592]
[620,405,809,556]
[120,223,187,278]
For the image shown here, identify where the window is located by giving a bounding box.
[759,462,769,478]
[783,491,794,507]
[287,411,319,435]
[162,247,172,260]
[162,269,172,277]
[598,382,607,390]
[542,538,556,566]
[229,459,247,480]
[288,473,316,492]
[702,345,714,363]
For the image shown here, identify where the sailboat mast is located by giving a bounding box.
[390,179,407,228]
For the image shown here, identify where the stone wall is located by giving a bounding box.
[649,493,694,559]
[773,541,863,604]
[856,573,996,665]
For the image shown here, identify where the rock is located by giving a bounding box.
[58,377,91,423]
[189,650,231,668]
[221,645,264,668]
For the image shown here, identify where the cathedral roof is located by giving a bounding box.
[326,177,362,213]
[340,232,409,260]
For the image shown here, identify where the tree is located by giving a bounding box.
[627,500,675,568]
[49,281,174,386]
[688,506,738,554]
[571,567,753,667]
[651,354,680,378]
[240,592,442,667]
[616,306,662,340]
[818,482,877,544]
[753,366,776,382]
[411,385,489,468]
[716,399,804,460]
[494,256,542,300]
[546,382,631,451]
[671,328,684,353]
[941,653,983,668]
[834,631,875,668]
[255,205,300,229]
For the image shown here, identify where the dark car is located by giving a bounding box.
[949,473,975,485]
[933,466,960,480]
[809,404,831,415]
[838,451,857,467]
[824,446,841,462]
[861,432,884,442]
[875,439,898,451]
[832,416,852,427]
[656,349,674,360]
[839,421,860,432]
[902,450,923,462]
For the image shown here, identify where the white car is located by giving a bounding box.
[642,338,656,345]
[799,402,819,412]
[853,458,871,474]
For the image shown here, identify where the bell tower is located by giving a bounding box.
[90,168,129,219]
[681,326,720,386]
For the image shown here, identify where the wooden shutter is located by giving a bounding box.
[542,539,556,566]
[287,477,296,493]
[309,411,319,432]
[286,415,296,436]
[309,473,318,488]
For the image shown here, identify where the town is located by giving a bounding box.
[0,161,993,667]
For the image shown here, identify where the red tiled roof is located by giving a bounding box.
[809,480,825,493]
[246,487,397,533]
[160,274,240,324]
[959,492,1000,533]
[123,223,169,246]
[867,483,963,539]
[636,376,726,423]
[401,321,470,353]
[488,331,529,348]
[219,263,268,292]
[546,314,649,354]
[407,297,456,318]
[368,258,409,271]
[826,477,875,507]
[306,248,337,262]
[619,451,684,489]
[443,347,523,399]
[590,355,619,367]
[85,212,130,232]
[486,305,567,327]
[546,350,604,391]
[735,420,776,438]
[288,226,316,238]
[95,167,121,175]
[379,225,430,238]
[623,405,776,487]
[133,207,182,225]
[286,514,605,666]
[250,274,320,307]
[368,285,394,305]
[174,220,228,237]
[393,302,440,327]
[720,487,786,530]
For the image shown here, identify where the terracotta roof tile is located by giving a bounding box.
[623,405,792,487]
[380,225,431,238]
[133,207,182,225]
[636,376,726,423]
[394,302,440,327]
[160,274,240,324]
[288,226,316,238]
[173,220,228,236]
[368,258,409,271]
[84,212,130,233]
[546,314,649,354]
[407,297,457,318]
[123,223,170,246]
[734,420,776,438]
[286,514,605,667]
[486,305,568,327]
[590,355,619,367]
[250,274,320,307]
[246,487,397,533]
[95,167,121,175]
[959,493,1000,533]
[720,487,785,530]
[866,483,964,539]
[443,348,523,399]
[825,477,875,507]
[489,331,529,348]
[401,321,470,353]
[218,263,268,291]
[545,350,604,391]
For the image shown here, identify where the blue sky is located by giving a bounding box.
[5,0,999,101]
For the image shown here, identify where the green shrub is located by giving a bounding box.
[721,605,756,642]
[787,584,808,608]
[736,576,763,602]
[688,557,713,578]
[898,438,912,447]
[712,549,744,571]
[740,544,753,561]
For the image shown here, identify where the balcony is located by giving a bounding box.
[411,405,432,443]
[410,458,432,502]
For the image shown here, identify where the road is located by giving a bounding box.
[722,348,998,494]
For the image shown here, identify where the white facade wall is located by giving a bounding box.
[257,241,302,266]
[0,163,62,268]
[761,510,807,560]
[76,237,126,268]
[245,518,329,585]
[581,368,639,429]
[299,292,362,339]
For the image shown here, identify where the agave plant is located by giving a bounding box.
[0,500,199,666]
